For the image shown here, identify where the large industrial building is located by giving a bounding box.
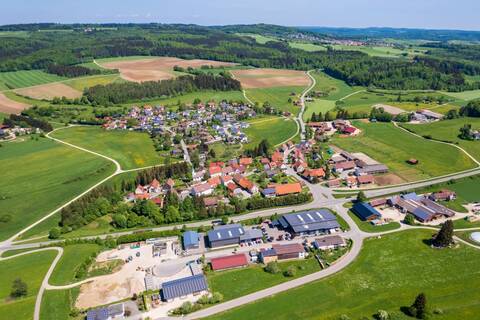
[275,209,340,236]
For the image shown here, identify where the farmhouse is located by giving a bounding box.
[191,183,213,197]
[302,168,326,181]
[313,235,346,250]
[429,190,456,202]
[210,253,249,271]
[161,274,208,302]
[334,161,356,173]
[275,209,340,236]
[352,202,382,221]
[275,182,302,196]
[388,193,456,222]
[357,174,375,185]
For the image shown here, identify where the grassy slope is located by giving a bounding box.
[64,74,122,91]
[211,230,480,320]
[0,70,65,89]
[49,244,101,285]
[245,116,297,148]
[0,138,115,241]
[40,288,79,320]
[402,118,480,163]
[0,250,57,320]
[331,122,476,182]
[51,126,164,170]
[442,89,480,101]
[246,86,304,115]
[288,42,327,52]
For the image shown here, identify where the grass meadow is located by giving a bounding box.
[0,138,115,241]
[40,288,79,320]
[0,70,65,89]
[51,126,164,170]
[348,210,401,233]
[210,229,480,320]
[331,121,476,182]
[0,250,57,320]
[245,116,298,148]
[402,118,480,163]
[64,74,122,91]
[245,86,304,115]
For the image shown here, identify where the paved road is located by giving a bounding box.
[297,70,316,141]
[180,139,193,168]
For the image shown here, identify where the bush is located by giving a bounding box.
[48,227,61,239]
[404,214,416,226]
[283,265,297,277]
[374,310,390,320]
[264,261,281,274]
[10,278,27,298]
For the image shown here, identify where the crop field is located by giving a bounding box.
[49,244,101,285]
[64,74,123,91]
[51,126,165,170]
[210,230,480,320]
[245,116,297,148]
[246,86,303,114]
[231,68,310,89]
[0,250,57,320]
[98,56,236,82]
[0,70,65,89]
[40,288,79,320]
[402,118,480,163]
[331,121,476,182]
[0,138,115,241]
[14,83,82,100]
[0,92,30,114]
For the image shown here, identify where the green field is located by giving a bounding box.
[51,126,165,170]
[442,89,480,101]
[310,71,356,101]
[330,44,425,58]
[348,210,401,233]
[0,138,115,241]
[331,122,476,182]
[402,118,480,163]
[288,42,327,52]
[210,230,480,320]
[245,116,298,148]
[49,244,101,285]
[0,250,57,320]
[0,70,65,89]
[236,33,278,44]
[64,74,122,91]
[246,86,304,115]
[40,288,79,320]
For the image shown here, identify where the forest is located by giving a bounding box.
[0,24,480,91]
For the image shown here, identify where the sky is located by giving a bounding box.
[1,0,479,31]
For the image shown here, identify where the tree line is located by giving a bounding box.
[3,114,53,132]
[46,63,102,77]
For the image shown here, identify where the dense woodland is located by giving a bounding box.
[2,114,53,132]
[46,63,102,77]
[1,24,480,91]
[84,74,241,104]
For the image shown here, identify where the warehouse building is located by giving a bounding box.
[161,274,208,302]
[210,253,249,271]
[275,209,340,236]
[182,231,200,250]
[352,202,382,221]
[207,224,244,248]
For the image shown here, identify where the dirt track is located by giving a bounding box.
[231,68,310,88]
[15,83,82,100]
[0,93,30,114]
[100,57,237,82]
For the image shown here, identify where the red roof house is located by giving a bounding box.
[275,183,302,196]
[210,253,248,271]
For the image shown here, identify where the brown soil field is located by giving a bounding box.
[374,173,405,186]
[0,93,30,114]
[100,57,237,82]
[230,68,310,88]
[15,83,82,100]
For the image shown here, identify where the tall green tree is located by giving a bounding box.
[433,220,454,247]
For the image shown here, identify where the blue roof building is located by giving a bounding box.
[276,209,340,236]
[352,202,382,221]
[161,274,208,301]
[207,224,245,248]
[183,231,200,250]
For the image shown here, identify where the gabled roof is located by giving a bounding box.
[272,243,304,255]
[278,209,340,233]
[183,231,199,248]
[210,253,248,270]
[352,202,382,221]
[275,183,302,196]
[207,224,245,242]
[161,275,208,300]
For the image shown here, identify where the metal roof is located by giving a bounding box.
[352,202,382,221]
[161,274,208,300]
[87,309,109,320]
[278,210,340,233]
[413,207,433,221]
[207,224,244,242]
[183,231,200,248]
[240,229,263,241]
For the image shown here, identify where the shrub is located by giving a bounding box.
[48,227,61,239]
[264,261,281,274]
[284,265,297,277]
[10,278,27,298]
[374,310,390,320]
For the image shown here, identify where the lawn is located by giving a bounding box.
[245,116,298,148]
[0,250,57,320]
[51,125,165,170]
[49,244,102,286]
[208,258,323,301]
[64,74,122,91]
[210,229,480,320]
[348,210,401,233]
[0,70,65,89]
[402,118,480,163]
[0,138,115,241]
[330,44,422,58]
[245,86,304,115]
[441,89,480,101]
[310,71,356,101]
[331,121,476,182]
[40,288,79,320]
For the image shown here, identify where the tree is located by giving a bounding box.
[404,213,416,225]
[356,191,367,203]
[112,214,128,228]
[10,278,27,298]
[408,293,427,319]
[374,310,390,320]
[284,265,297,277]
[433,220,454,247]
[264,261,280,274]
[458,124,473,140]
[48,227,61,239]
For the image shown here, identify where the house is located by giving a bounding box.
[313,235,346,250]
[429,190,457,202]
[259,248,278,263]
[327,179,341,188]
[207,224,245,248]
[234,175,258,194]
[209,166,223,177]
[334,161,356,173]
[191,183,213,197]
[342,126,357,135]
[239,157,253,166]
[261,188,276,198]
[272,243,306,260]
[86,303,125,320]
[302,168,325,181]
[352,202,382,221]
[210,253,248,271]
[271,150,284,163]
[203,197,219,207]
[275,209,340,236]
[369,198,387,207]
[275,183,302,196]
[161,275,208,302]
[183,231,200,250]
[163,178,175,192]
[357,175,375,185]
[207,176,222,188]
